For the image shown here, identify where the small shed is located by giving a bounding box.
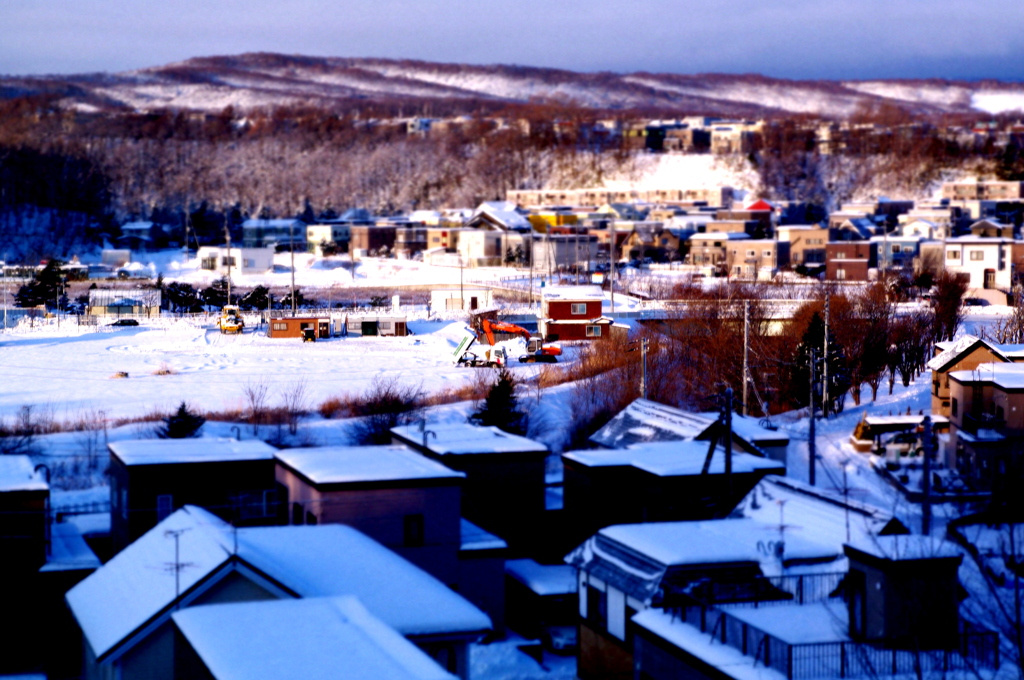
[345,315,408,336]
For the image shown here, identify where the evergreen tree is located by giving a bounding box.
[156,402,206,439]
[239,285,270,311]
[470,368,529,435]
[15,260,65,308]
[792,312,850,416]
[200,277,230,308]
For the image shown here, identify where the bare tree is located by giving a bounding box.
[282,380,309,436]
[242,379,270,436]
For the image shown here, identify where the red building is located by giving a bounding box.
[539,285,612,341]
[826,241,875,281]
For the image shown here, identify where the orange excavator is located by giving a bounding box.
[481,319,562,364]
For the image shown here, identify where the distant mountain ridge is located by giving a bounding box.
[4,53,1024,118]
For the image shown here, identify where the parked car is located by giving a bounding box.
[108,319,139,327]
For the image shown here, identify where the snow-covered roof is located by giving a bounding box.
[563,441,783,477]
[505,559,577,596]
[846,535,962,561]
[40,521,101,573]
[596,519,839,569]
[241,218,305,228]
[172,596,454,680]
[734,477,905,555]
[275,445,463,486]
[541,284,604,300]
[632,609,789,680]
[474,202,531,230]
[944,236,1014,243]
[109,438,277,466]
[689,232,751,241]
[66,506,490,661]
[0,455,48,493]
[390,423,547,456]
[722,601,849,644]
[589,399,715,448]
[949,362,1024,389]
[460,518,506,552]
[926,335,1007,371]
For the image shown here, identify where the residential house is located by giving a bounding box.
[240,218,305,249]
[349,225,397,259]
[530,233,599,274]
[458,229,529,267]
[305,222,351,254]
[869,234,924,272]
[826,241,875,281]
[725,239,788,279]
[466,201,533,232]
[0,455,49,574]
[830,217,879,240]
[946,362,1024,493]
[538,285,611,341]
[107,439,280,553]
[171,596,455,680]
[630,536,994,680]
[943,236,1015,303]
[425,227,468,252]
[710,122,761,155]
[927,334,1024,416]
[842,199,914,225]
[118,221,164,250]
[274,445,464,584]
[565,518,841,680]
[899,218,945,240]
[390,423,549,551]
[662,125,711,152]
[715,199,775,235]
[969,218,1015,238]
[196,246,274,275]
[686,232,751,271]
[394,226,429,258]
[621,223,687,262]
[776,225,828,266]
[561,441,785,549]
[66,506,491,680]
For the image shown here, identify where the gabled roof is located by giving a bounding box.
[172,597,454,680]
[745,199,774,212]
[926,335,1009,372]
[67,506,490,662]
[391,423,547,456]
[564,441,783,477]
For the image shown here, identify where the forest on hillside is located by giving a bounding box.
[1,93,1022,262]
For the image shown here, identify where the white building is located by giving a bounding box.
[196,246,274,275]
[943,236,1015,302]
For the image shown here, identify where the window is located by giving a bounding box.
[947,250,960,260]
[156,494,174,522]
[220,256,236,267]
[586,325,602,337]
[834,252,846,259]
[571,303,587,315]
[273,322,287,331]
[836,268,846,280]
[892,245,900,254]
[746,249,756,258]
[763,250,773,258]
[970,250,985,261]
[587,585,607,627]
[952,398,958,417]
[404,514,425,547]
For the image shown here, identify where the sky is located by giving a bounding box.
[3,0,1024,81]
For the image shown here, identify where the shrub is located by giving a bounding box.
[155,402,206,439]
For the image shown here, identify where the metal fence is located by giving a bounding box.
[672,602,1000,679]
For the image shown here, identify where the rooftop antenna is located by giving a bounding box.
[164,528,194,607]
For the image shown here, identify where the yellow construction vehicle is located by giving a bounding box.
[219,305,244,334]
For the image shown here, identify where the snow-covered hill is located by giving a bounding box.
[6,53,1024,117]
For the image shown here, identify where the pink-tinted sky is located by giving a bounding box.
[2,0,1023,80]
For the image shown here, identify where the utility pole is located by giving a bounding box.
[809,348,817,486]
[459,252,464,311]
[724,387,733,497]
[921,416,933,536]
[743,300,750,417]
[528,232,534,308]
[822,292,830,418]
[224,226,232,306]
[610,219,616,316]
[289,221,296,317]
[640,337,649,400]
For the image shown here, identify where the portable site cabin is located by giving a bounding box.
[87,289,162,318]
[345,315,408,337]
[268,316,336,339]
